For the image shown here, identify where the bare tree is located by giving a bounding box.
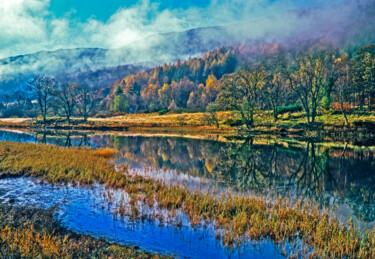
[28,74,56,125]
[0,94,11,108]
[54,82,79,124]
[264,54,288,121]
[76,84,101,122]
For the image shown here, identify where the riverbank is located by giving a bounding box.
[0,111,374,141]
[0,141,374,258]
[0,204,167,258]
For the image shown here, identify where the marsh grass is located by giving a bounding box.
[1,141,375,258]
[0,204,165,258]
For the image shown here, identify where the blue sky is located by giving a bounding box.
[0,0,345,58]
[49,0,210,22]
[48,0,339,22]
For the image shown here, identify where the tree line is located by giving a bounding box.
[0,75,101,124]
[107,43,375,127]
[1,43,374,127]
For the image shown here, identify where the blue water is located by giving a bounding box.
[2,128,373,257]
[0,177,284,258]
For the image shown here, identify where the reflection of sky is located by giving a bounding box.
[0,177,284,258]
[0,129,374,225]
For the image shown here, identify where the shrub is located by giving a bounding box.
[93,112,111,118]
[277,104,302,115]
[158,109,168,115]
[223,118,242,126]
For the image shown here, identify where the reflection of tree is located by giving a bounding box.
[217,138,375,222]
[77,134,90,147]
[35,131,47,144]
[4,128,373,223]
[286,142,336,206]
[340,144,375,222]
[217,137,283,192]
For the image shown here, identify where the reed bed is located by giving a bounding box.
[0,224,164,258]
[0,204,165,258]
[0,141,374,258]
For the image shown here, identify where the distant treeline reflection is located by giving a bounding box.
[0,129,373,222]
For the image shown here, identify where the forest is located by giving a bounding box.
[1,43,375,128]
[103,43,375,126]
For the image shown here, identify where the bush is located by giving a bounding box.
[223,118,242,126]
[277,104,302,115]
[158,109,168,115]
[170,108,184,114]
[0,107,25,118]
[93,112,111,118]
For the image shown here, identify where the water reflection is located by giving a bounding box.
[0,129,374,224]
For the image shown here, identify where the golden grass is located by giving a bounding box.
[0,142,120,185]
[0,223,163,258]
[93,148,118,158]
[1,141,375,258]
[1,111,374,134]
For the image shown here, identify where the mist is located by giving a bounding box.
[0,0,374,94]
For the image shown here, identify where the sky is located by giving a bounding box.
[0,0,347,59]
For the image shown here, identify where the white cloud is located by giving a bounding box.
[0,0,370,60]
[0,0,195,58]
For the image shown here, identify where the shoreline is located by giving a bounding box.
[1,113,374,144]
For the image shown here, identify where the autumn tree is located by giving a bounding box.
[334,53,352,125]
[203,102,220,128]
[217,65,266,128]
[28,74,57,125]
[202,74,219,107]
[111,85,129,113]
[158,83,172,109]
[283,49,338,124]
[350,45,375,110]
[363,53,375,110]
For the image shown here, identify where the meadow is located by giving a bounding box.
[0,141,374,258]
[0,110,374,135]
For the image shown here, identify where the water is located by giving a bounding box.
[0,128,374,256]
[0,177,283,258]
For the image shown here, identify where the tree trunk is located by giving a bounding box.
[368,93,373,111]
[311,109,316,123]
[340,102,349,125]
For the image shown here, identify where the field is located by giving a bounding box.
[1,110,374,130]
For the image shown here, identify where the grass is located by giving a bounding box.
[1,110,375,132]
[0,204,166,258]
[0,141,375,258]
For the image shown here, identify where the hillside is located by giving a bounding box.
[1,0,374,97]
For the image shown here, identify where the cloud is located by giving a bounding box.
[0,0,356,59]
[0,0,373,62]
[0,0,194,58]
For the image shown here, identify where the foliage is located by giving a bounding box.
[106,47,238,112]
[277,104,302,114]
